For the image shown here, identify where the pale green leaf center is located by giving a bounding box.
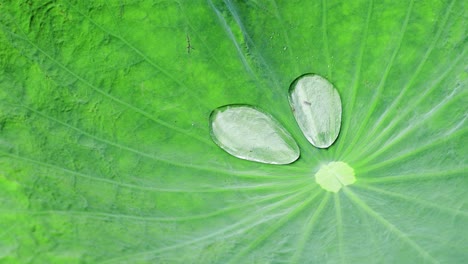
[315,162,355,192]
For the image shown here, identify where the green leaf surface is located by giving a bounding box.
[0,0,466,263]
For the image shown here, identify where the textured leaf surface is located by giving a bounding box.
[0,0,466,263]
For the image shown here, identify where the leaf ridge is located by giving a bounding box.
[358,168,466,183]
[353,92,466,168]
[290,193,330,263]
[342,0,415,157]
[347,51,466,160]
[334,193,345,264]
[336,0,374,158]
[355,184,468,218]
[345,188,438,263]
[63,0,211,108]
[228,190,321,263]
[18,104,276,177]
[102,187,313,263]
[363,0,458,145]
[207,0,259,83]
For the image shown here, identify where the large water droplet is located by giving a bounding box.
[315,162,355,192]
[210,105,300,164]
[289,74,342,148]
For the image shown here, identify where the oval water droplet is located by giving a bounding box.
[210,105,300,164]
[289,74,342,148]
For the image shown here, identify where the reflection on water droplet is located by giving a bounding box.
[289,74,342,148]
[315,162,355,192]
[210,105,300,164]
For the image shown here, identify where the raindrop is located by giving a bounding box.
[289,74,342,148]
[210,105,300,164]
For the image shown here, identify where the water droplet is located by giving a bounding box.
[315,162,355,192]
[289,74,342,148]
[210,105,300,164]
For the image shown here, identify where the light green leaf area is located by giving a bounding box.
[0,0,466,263]
[315,162,355,193]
